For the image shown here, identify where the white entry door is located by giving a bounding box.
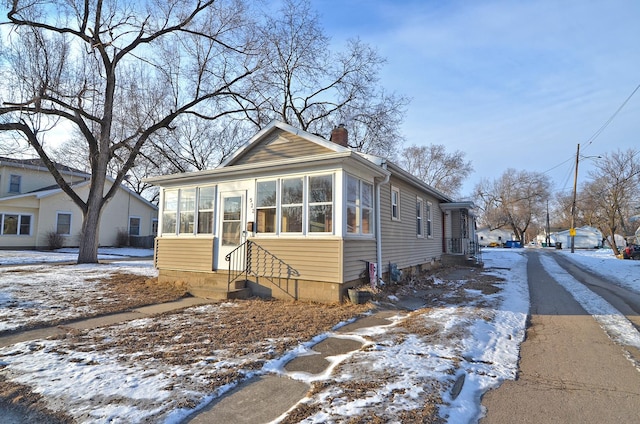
[218,191,246,270]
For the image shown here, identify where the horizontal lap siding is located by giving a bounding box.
[380,177,443,272]
[343,239,377,282]
[233,131,332,165]
[155,238,214,272]
[249,238,342,283]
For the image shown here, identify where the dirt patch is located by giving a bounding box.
[0,377,73,424]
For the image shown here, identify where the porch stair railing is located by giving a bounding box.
[225,240,300,293]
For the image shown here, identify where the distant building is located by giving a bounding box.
[0,156,157,249]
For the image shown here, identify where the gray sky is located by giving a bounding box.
[311,0,640,197]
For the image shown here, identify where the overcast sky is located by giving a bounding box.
[310,0,640,198]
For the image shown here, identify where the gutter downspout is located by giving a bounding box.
[375,161,390,285]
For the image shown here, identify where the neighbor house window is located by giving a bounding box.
[308,175,333,233]
[162,190,178,234]
[9,174,21,193]
[129,217,141,236]
[426,201,433,238]
[391,186,400,220]
[152,219,158,235]
[197,186,215,234]
[281,177,303,233]
[416,197,423,237]
[346,175,373,235]
[256,180,277,233]
[56,213,72,235]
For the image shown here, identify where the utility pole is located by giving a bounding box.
[546,200,550,247]
[570,143,580,253]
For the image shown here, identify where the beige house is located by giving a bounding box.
[0,157,158,249]
[147,121,477,303]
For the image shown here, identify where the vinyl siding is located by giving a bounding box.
[343,238,377,282]
[232,130,333,165]
[248,237,342,283]
[379,176,443,272]
[155,237,215,272]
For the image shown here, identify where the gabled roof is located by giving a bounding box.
[220,120,351,167]
[146,120,459,205]
[0,156,89,178]
[0,177,157,210]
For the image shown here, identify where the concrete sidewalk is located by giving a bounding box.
[0,296,211,348]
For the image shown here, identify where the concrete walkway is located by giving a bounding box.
[0,297,211,348]
[480,250,640,423]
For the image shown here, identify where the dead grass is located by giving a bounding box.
[1,265,501,423]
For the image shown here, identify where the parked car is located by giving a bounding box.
[622,244,640,260]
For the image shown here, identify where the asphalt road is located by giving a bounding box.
[481,249,640,424]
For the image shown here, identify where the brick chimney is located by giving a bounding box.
[330,124,348,147]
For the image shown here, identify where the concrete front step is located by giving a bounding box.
[188,286,251,300]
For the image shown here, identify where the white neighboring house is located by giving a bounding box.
[476,227,515,247]
[0,156,158,249]
[553,226,603,249]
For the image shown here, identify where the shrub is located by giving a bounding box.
[46,231,64,250]
[116,228,130,247]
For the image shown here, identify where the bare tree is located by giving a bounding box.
[400,144,473,198]
[0,0,258,263]
[473,169,551,242]
[241,0,408,158]
[581,149,640,254]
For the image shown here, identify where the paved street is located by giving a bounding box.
[481,250,640,423]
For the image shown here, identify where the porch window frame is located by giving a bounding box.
[346,173,374,237]
[307,174,334,234]
[256,179,278,234]
[196,185,216,234]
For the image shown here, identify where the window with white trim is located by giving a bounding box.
[129,217,141,236]
[162,190,178,234]
[426,201,433,238]
[256,180,277,233]
[0,213,31,235]
[391,186,400,220]
[56,212,71,235]
[346,174,373,235]
[178,188,196,234]
[416,197,423,237]
[9,174,21,193]
[308,175,333,233]
[281,177,303,233]
[197,186,215,234]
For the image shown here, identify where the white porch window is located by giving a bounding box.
[346,174,373,235]
[178,188,196,234]
[256,180,277,233]
[308,175,333,233]
[162,190,178,234]
[281,177,303,233]
[197,186,215,234]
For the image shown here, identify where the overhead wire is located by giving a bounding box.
[543,81,640,195]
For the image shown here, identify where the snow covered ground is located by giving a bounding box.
[0,247,639,423]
